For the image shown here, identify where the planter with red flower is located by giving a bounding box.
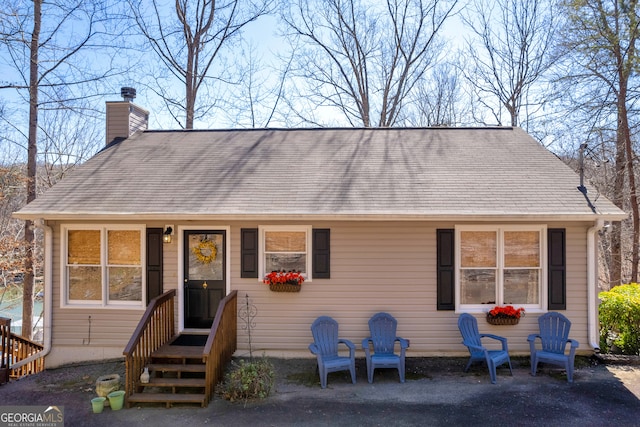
[263,270,305,293]
[486,305,525,325]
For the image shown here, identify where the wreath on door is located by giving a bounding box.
[192,239,217,264]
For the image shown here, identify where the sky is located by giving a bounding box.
[0,1,497,162]
[129,4,473,130]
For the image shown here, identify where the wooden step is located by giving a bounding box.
[127,392,207,408]
[130,339,211,408]
[142,377,206,388]
[148,363,206,373]
[151,344,205,359]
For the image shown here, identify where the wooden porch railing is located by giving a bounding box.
[202,290,238,403]
[9,334,44,379]
[1,318,10,384]
[1,317,45,384]
[123,289,176,398]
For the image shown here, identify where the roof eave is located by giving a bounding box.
[13,211,629,222]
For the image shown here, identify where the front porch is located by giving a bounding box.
[123,289,238,408]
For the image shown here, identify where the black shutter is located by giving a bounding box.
[313,229,331,278]
[146,228,163,304]
[548,228,566,310]
[241,228,259,278]
[437,229,455,310]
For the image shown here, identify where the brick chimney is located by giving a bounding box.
[105,87,149,145]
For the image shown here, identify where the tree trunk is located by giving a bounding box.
[185,59,195,129]
[610,143,625,288]
[610,83,627,288]
[624,126,639,283]
[22,0,42,340]
[185,41,195,130]
[619,74,639,283]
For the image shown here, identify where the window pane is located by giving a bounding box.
[504,231,539,267]
[265,231,306,252]
[108,230,141,265]
[266,253,306,273]
[108,267,142,301]
[504,269,539,304]
[188,233,224,280]
[460,269,496,304]
[68,266,101,300]
[68,230,100,264]
[460,231,496,267]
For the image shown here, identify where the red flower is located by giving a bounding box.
[487,305,525,319]
[263,270,305,286]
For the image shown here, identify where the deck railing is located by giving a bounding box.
[1,318,10,384]
[1,317,45,384]
[9,334,44,379]
[202,290,238,403]
[123,290,176,397]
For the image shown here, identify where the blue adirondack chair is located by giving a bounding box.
[457,313,513,384]
[309,316,357,389]
[527,312,579,382]
[362,312,409,383]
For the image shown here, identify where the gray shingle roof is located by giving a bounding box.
[14,127,626,220]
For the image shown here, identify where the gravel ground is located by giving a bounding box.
[1,355,639,426]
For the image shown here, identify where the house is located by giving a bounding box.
[13,96,627,369]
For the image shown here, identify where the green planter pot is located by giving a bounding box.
[91,397,106,414]
[107,390,125,411]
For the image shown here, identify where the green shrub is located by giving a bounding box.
[217,357,275,402]
[599,283,640,355]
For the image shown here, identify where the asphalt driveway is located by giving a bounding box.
[0,355,639,426]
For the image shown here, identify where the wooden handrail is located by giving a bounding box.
[202,290,238,403]
[123,290,176,398]
[9,333,44,379]
[123,289,176,355]
[1,318,45,383]
[122,289,237,406]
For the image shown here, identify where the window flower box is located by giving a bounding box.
[486,305,525,325]
[263,271,305,293]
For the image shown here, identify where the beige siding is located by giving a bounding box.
[105,102,148,145]
[105,102,130,144]
[231,222,590,358]
[47,223,148,366]
[128,104,148,135]
[46,220,594,367]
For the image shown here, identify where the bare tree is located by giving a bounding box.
[408,64,467,126]
[0,0,126,338]
[38,99,105,187]
[461,0,558,128]
[221,41,292,128]
[128,0,274,129]
[0,165,30,311]
[557,0,640,286]
[280,0,459,127]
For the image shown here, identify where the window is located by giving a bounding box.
[259,225,312,281]
[456,225,545,311]
[63,225,144,308]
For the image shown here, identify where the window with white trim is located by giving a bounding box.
[259,225,312,280]
[456,225,546,311]
[62,225,145,308]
